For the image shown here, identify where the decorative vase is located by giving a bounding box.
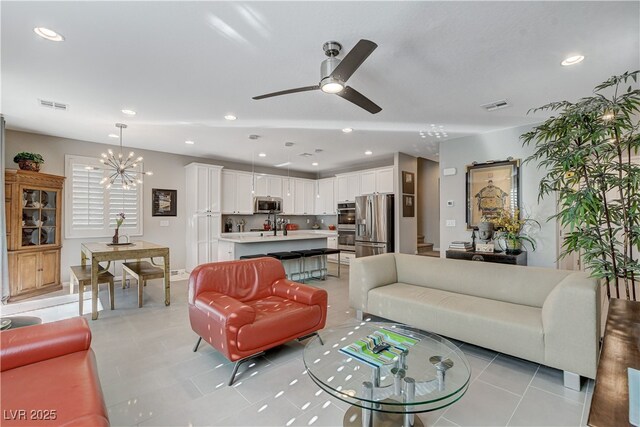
[505,238,522,254]
[112,227,119,245]
[18,160,41,172]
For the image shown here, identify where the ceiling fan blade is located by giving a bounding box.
[252,85,320,100]
[336,86,382,114]
[330,39,377,83]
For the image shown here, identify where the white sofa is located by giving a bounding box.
[349,253,601,389]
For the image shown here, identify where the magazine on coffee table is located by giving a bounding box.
[340,328,419,368]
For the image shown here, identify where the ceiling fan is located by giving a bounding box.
[252,39,382,114]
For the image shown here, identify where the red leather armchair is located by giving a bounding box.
[189,257,328,385]
[0,318,109,427]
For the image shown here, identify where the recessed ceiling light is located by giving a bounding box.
[365,150,373,156]
[258,152,266,157]
[224,114,237,121]
[185,140,195,145]
[121,109,136,116]
[312,162,319,166]
[561,55,584,66]
[108,134,119,138]
[275,162,291,167]
[33,27,64,42]
[342,128,353,133]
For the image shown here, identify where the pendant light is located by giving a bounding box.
[97,123,152,189]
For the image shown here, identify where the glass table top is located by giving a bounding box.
[303,322,471,414]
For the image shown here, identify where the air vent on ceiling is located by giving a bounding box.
[299,152,313,157]
[481,99,510,112]
[39,99,68,111]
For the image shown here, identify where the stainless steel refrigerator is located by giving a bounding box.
[355,194,394,258]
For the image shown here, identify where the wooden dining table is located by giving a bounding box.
[80,241,170,320]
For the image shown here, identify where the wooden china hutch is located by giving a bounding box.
[5,170,64,301]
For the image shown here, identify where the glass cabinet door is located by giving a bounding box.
[21,188,57,247]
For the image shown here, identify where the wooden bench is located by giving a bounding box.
[122,261,165,308]
[69,265,115,316]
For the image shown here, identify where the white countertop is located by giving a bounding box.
[219,230,336,243]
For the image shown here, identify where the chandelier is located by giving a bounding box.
[98,123,152,189]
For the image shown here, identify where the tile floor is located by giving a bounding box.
[49,265,594,426]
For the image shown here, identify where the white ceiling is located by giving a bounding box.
[2,1,639,172]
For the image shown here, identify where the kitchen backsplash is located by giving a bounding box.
[222,214,337,233]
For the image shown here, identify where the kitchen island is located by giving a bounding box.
[218,231,336,278]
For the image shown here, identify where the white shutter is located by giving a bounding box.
[65,154,144,238]
[70,163,105,229]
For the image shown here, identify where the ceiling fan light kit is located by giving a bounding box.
[252,39,382,114]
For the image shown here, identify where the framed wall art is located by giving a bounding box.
[466,159,520,229]
[403,195,415,217]
[402,171,415,194]
[152,188,177,217]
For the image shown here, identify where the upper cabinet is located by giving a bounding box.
[337,167,394,201]
[375,167,394,194]
[221,170,253,214]
[255,175,283,198]
[281,178,295,215]
[336,174,361,202]
[293,179,315,215]
[185,163,223,213]
[315,178,336,215]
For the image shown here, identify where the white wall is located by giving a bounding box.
[4,130,314,282]
[394,152,418,254]
[417,158,440,249]
[439,124,558,268]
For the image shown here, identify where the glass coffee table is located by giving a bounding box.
[303,322,470,427]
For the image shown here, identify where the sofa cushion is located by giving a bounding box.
[393,254,571,308]
[237,296,323,351]
[1,350,109,426]
[368,283,545,363]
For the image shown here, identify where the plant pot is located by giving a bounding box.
[18,160,41,172]
[505,239,522,254]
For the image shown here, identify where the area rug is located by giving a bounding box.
[1,292,103,323]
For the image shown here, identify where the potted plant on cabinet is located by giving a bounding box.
[13,152,45,172]
[492,209,539,254]
[522,70,640,300]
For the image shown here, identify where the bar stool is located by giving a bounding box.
[292,249,325,282]
[266,252,303,281]
[69,265,115,316]
[319,248,341,278]
[239,254,269,260]
[122,261,165,308]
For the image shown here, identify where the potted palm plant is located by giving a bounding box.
[13,152,44,172]
[522,70,640,300]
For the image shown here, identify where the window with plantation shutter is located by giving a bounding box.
[65,154,143,238]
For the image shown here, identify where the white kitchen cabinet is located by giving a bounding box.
[327,236,338,261]
[185,163,224,272]
[255,175,283,198]
[360,170,376,195]
[281,178,295,214]
[221,170,254,214]
[376,167,394,193]
[185,163,222,213]
[217,240,235,262]
[304,180,315,215]
[315,178,336,215]
[186,213,221,272]
[336,173,361,202]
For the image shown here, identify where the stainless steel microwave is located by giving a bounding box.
[253,196,283,214]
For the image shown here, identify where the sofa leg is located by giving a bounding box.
[563,371,583,391]
[229,352,265,386]
[193,337,202,352]
[298,332,324,346]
